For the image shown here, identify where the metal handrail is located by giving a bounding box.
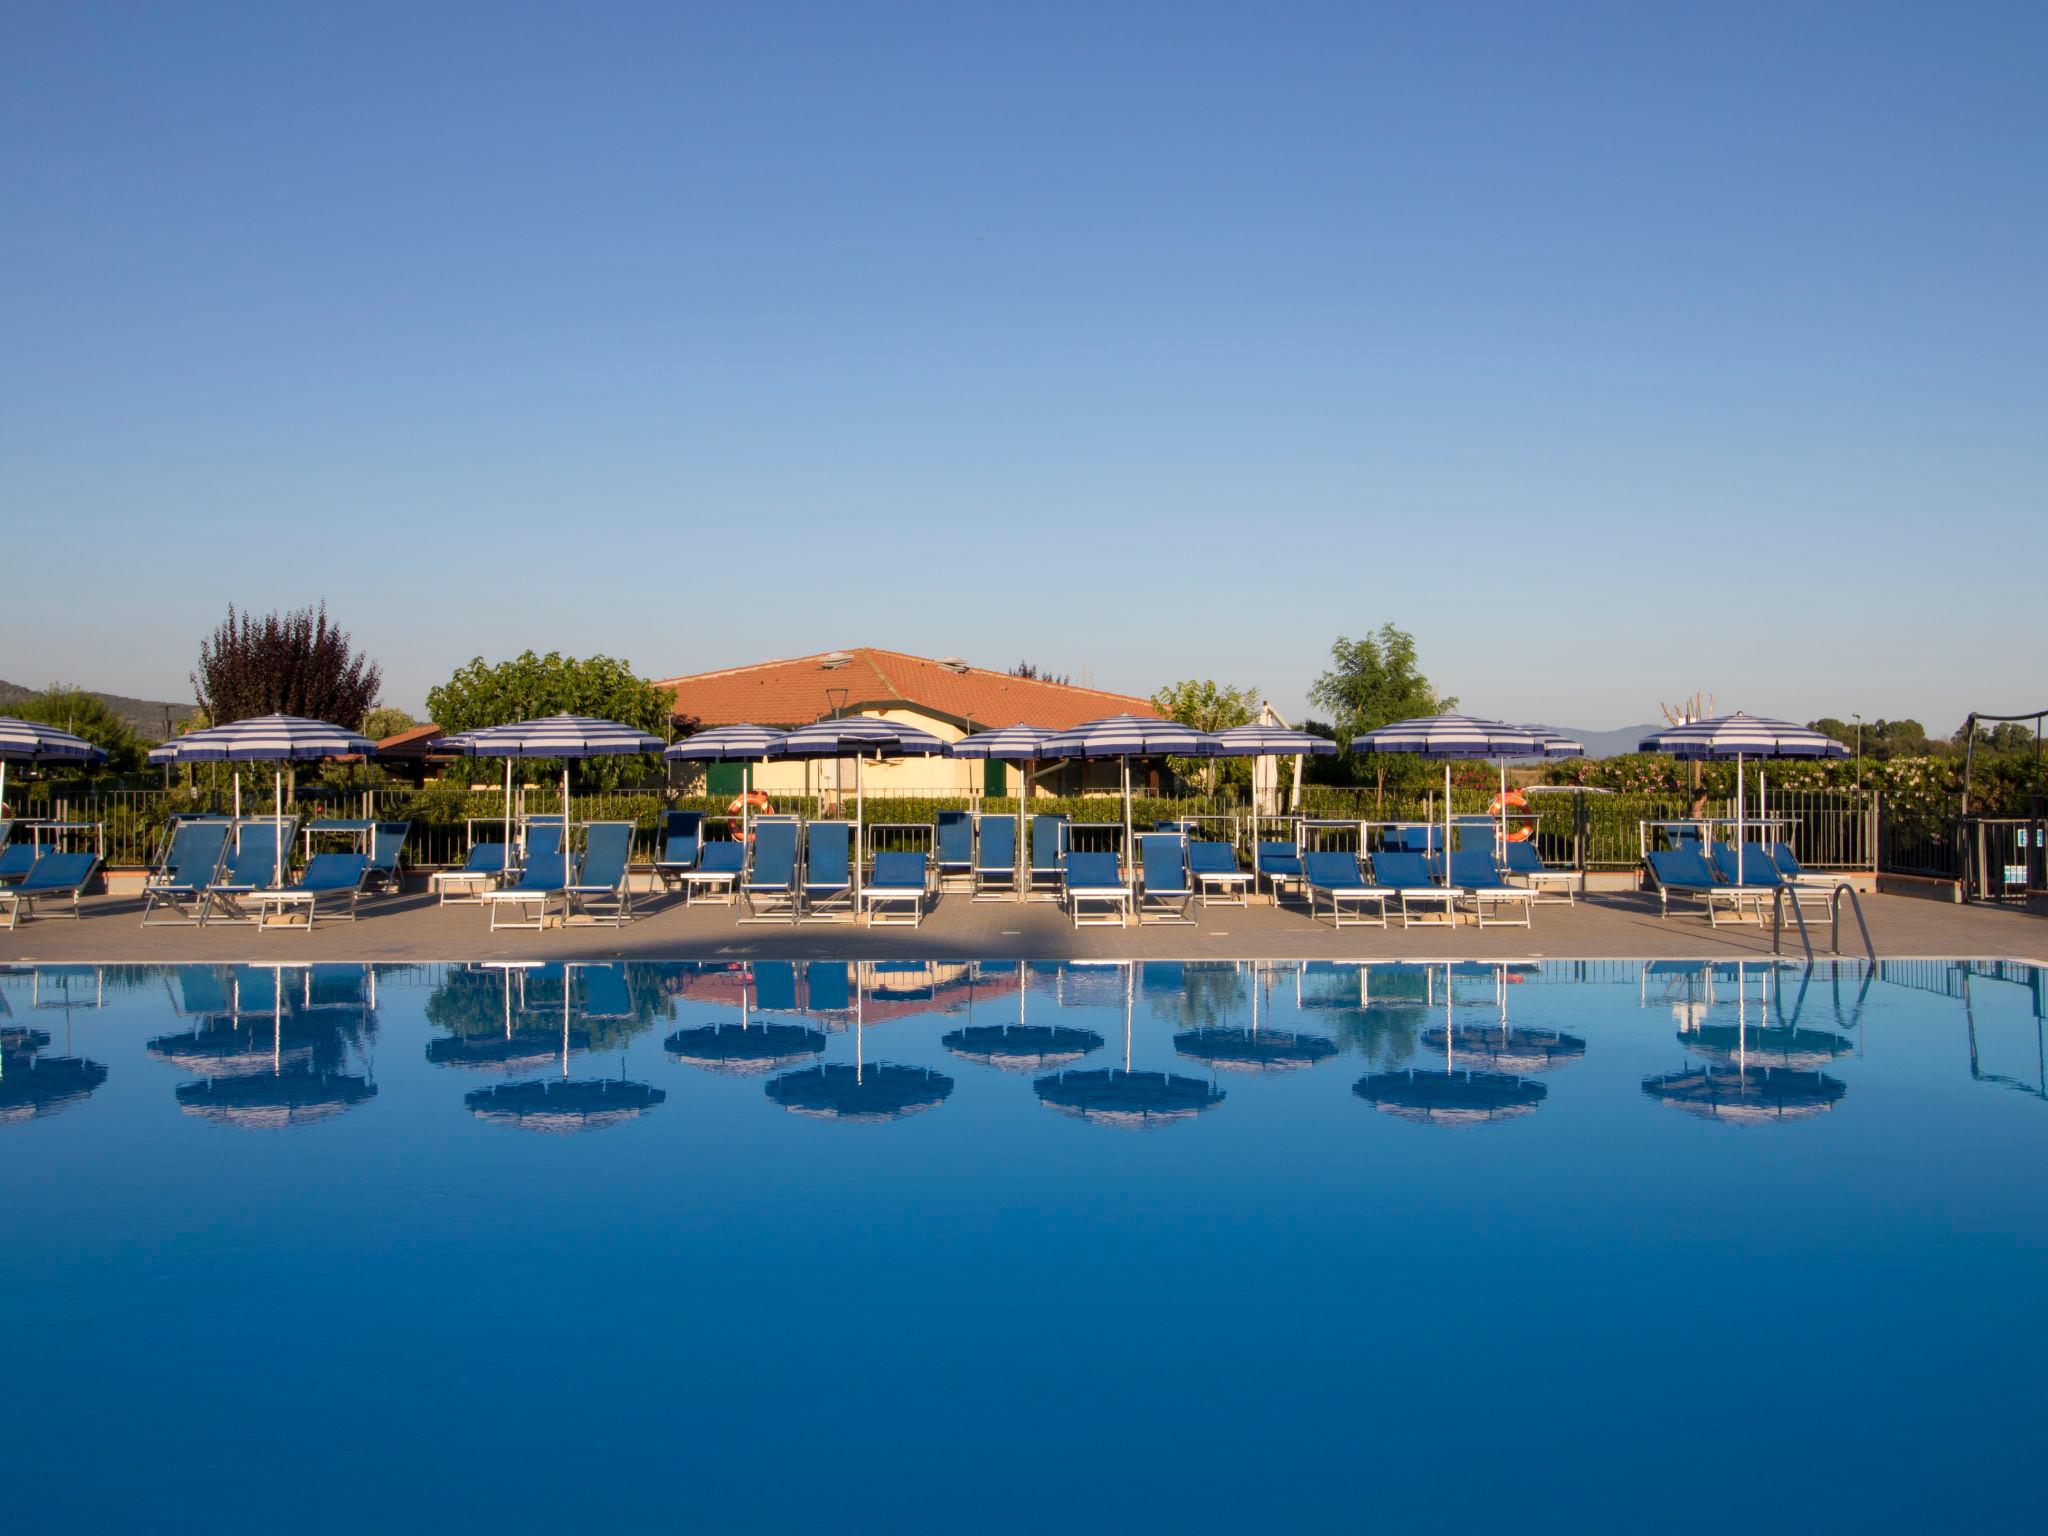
[1773,881,1876,966]
[1832,883,1877,964]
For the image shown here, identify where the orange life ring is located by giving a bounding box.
[1487,787,1533,841]
[728,790,774,842]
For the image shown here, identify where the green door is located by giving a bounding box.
[707,762,743,797]
[982,758,1008,798]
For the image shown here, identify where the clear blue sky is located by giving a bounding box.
[4,1,2041,734]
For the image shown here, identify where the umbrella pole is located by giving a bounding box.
[1735,751,1745,887]
[1444,761,1453,892]
[562,964,571,1077]
[503,759,512,874]
[855,754,865,900]
[563,762,572,905]
[1122,756,1133,872]
[275,767,284,888]
[1017,758,1029,893]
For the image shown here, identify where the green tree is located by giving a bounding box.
[363,706,419,741]
[193,604,383,728]
[1150,678,1259,793]
[425,651,679,789]
[6,684,147,774]
[1308,626,1455,804]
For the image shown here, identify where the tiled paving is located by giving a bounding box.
[5,886,2044,965]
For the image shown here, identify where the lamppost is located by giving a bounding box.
[1852,713,1863,789]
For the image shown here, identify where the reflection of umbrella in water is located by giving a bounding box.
[174,964,377,1130]
[764,969,952,1122]
[1175,959,1336,1073]
[463,962,662,1131]
[667,963,827,1075]
[1421,963,1586,1074]
[1036,963,1225,1127]
[1354,964,1547,1125]
[426,962,590,1074]
[1,1024,108,1124]
[944,962,1102,1072]
[151,965,322,1076]
[1649,959,1847,1121]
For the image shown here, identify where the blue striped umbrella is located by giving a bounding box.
[149,715,377,886]
[1351,715,1549,880]
[0,718,108,830]
[773,717,946,889]
[1210,722,1337,857]
[948,726,1062,888]
[1042,715,1221,865]
[1638,714,1847,886]
[663,725,791,846]
[432,715,664,896]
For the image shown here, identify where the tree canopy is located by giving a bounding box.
[1307,626,1453,795]
[1150,678,1259,792]
[193,604,382,728]
[425,651,679,788]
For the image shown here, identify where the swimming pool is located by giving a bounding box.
[6,958,2045,1532]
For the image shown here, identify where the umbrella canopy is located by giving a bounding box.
[1210,722,1337,852]
[1173,1027,1338,1073]
[764,1062,954,1122]
[149,714,377,887]
[666,1022,828,1076]
[1641,1065,1846,1123]
[1033,1068,1225,1126]
[943,1023,1103,1073]
[948,726,1061,887]
[1421,1026,1587,1074]
[772,716,946,889]
[0,717,108,820]
[1353,1067,1548,1125]
[1678,1024,1853,1072]
[1351,715,1548,879]
[1042,715,1221,866]
[465,1077,666,1133]
[176,1070,376,1128]
[432,714,664,898]
[663,724,791,846]
[0,1025,108,1123]
[1637,714,1848,885]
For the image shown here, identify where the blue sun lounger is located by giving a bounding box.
[936,811,975,892]
[483,850,570,931]
[1710,841,1824,916]
[365,822,410,894]
[202,818,301,925]
[1138,834,1195,925]
[1769,842,1838,911]
[741,818,802,923]
[683,840,744,905]
[1367,849,1458,927]
[1257,841,1304,902]
[1446,849,1535,928]
[1645,847,1762,926]
[1064,850,1131,928]
[1501,840,1581,903]
[0,851,101,928]
[862,850,929,926]
[251,852,370,931]
[141,819,235,927]
[0,841,38,885]
[974,816,1019,900]
[1188,840,1252,906]
[523,816,566,860]
[652,811,704,891]
[801,821,855,924]
[1303,851,1390,928]
[431,840,508,905]
[565,821,636,925]
[1027,815,1068,901]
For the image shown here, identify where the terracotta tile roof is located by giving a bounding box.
[656,649,1159,732]
[374,723,448,758]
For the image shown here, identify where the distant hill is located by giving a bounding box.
[1537,723,1662,760]
[0,679,201,743]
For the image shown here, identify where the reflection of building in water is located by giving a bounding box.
[1,1022,108,1124]
[159,964,379,1130]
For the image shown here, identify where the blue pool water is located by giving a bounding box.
[6,958,2047,1533]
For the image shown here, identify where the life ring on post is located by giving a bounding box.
[728,790,774,842]
[1487,786,1533,841]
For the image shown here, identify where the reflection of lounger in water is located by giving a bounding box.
[943,1024,1103,1073]
[464,1077,665,1133]
[1353,1068,1546,1125]
[1173,1028,1337,1073]
[1033,1068,1224,1126]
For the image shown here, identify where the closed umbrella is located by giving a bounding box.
[664,724,791,847]
[1637,715,1848,887]
[1041,715,1221,869]
[771,716,946,898]
[148,715,375,888]
[0,718,107,827]
[432,715,664,906]
[946,725,1060,891]
[1349,716,1548,893]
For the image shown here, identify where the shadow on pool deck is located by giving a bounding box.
[4,886,2044,965]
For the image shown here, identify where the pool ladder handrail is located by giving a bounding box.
[1772,881,1876,967]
